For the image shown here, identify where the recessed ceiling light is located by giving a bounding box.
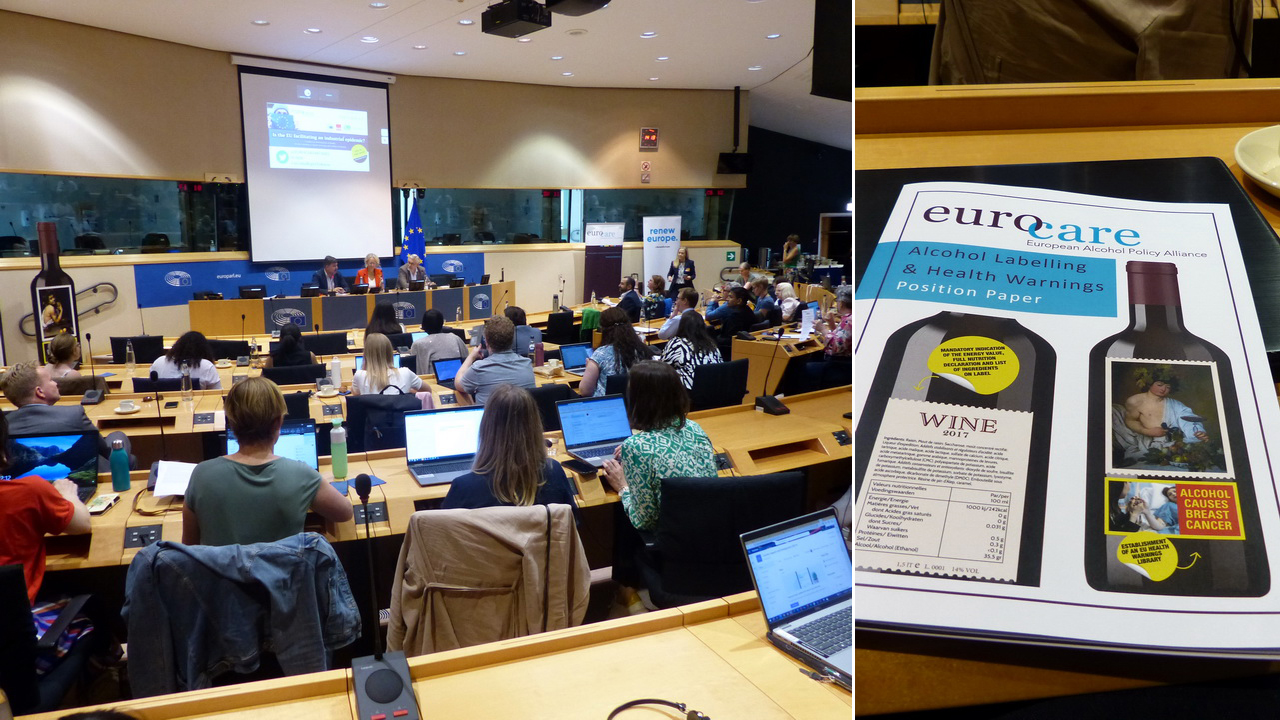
[517,37,532,43]
[656,56,669,61]
[369,2,388,7]
[551,55,564,60]
[648,77,659,81]
[640,31,657,38]
[251,19,269,26]
[454,50,467,56]
[413,44,428,49]
[748,65,763,70]
[304,28,323,34]
[766,33,781,39]
[362,36,380,43]
[562,71,574,76]
[458,19,474,25]
[566,28,588,36]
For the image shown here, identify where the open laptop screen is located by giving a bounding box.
[228,419,319,470]
[5,433,98,486]
[557,395,631,449]
[354,354,401,371]
[432,357,464,383]
[405,406,485,464]
[558,343,592,372]
[743,509,853,626]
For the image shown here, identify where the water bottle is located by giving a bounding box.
[534,341,545,367]
[529,337,537,361]
[330,419,348,480]
[591,290,597,304]
[330,356,342,388]
[110,438,130,492]
[455,306,462,323]
[180,360,193,401]
[125,339,136,375]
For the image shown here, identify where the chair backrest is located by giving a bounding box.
[398,354,418,374]
[111,335,166,364]
[75,233,106,250]
[55,374,109,397]
[385,332,414,350]
[652,473,806,602]
[344,392,423,453]
[305,332,350,356]
[0,564,38,712]
[283,391,312,420]
[528,383,573,432]
[261,364,327,387]
[689,359,749,411]
[603,371,629,397]
[207,339,251,360]
[133,377,202,393]
[387,505,589,656]
[545,312,578,346]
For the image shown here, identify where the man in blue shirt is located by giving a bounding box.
[455,315,535,405]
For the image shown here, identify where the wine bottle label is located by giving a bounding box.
[854,398,1032,583]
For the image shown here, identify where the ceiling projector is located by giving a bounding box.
[481,0,552,38]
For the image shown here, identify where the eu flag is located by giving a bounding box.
[400,200,426,265]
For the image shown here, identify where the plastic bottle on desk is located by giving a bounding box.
[180,360,192,401]
[110,438,130,492]
[125,340,136,375]
[330,419,348,480]
[330,356,342,388]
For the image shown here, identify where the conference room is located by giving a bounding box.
[0,3,852,718]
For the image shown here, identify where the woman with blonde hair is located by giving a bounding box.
[183,376,352,545]
[356,253,384,290]
[442,384,577,512]
[351,332,422,395]
[44,333,82,379]
[774,281,801,322]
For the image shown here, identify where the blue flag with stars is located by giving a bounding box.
[400,200,426,265]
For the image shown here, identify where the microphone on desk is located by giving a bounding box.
[240,314,246,343]
[351,472,421,719]
[138,307,148,336]
[499,267,504,283]
[8,221,18,237]
[754,318,790,416]
[81,332,103,405]
[314,323,321,336]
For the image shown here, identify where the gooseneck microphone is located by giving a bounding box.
[154,391,169,461]
[755,316,791,416]
[241,313,246,342]
[81,332,102,405]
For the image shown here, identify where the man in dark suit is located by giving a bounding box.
[312,255,349,294]
[2,363,134,471]
[615,276,642,323]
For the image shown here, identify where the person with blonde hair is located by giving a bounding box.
[183,377,352,546]
[356,253,384,290]
[774,281,801,322]
[442,384,577,512]
[352,332,422,395]
[665,246,696,298]
[44,332,82,380]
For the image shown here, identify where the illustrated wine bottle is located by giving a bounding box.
[31,222,78,365]
[1085,261,1268,596]
[854,311,1055,587]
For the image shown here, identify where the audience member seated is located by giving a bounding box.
[658,288,700,340]
[398,253,433,289]
[504,306,543,356]
[714,287,758,339]
[0,363,133,470]
[183,377,353,546]
[642,275,666,321]
[364,302,405,337]
[355,253,385,290]
[750,277,777,319]
[578,307,656,397]
[703,282,738,322]
[775,281,801,322]
[456,315,535,406]
[442,385,577,516]
[615,276,643,323]
[793,290,853,392]
[312,255,349,294]
[601,361,717,532]
[0,411,91,603]
[43,333,82,380]
[661,313,723,389]
[265,324,317,368]
[149,331,222,390]
[352,333,422,396]
[410,308,468,371]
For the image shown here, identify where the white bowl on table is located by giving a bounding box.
[1234,125,1280,199]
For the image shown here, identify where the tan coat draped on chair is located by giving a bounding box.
[387,504,590,656]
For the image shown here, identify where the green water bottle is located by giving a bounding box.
[330,419,347,480]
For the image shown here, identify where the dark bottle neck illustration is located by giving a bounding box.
[36,221,62,273]
[1125,261,1184,333]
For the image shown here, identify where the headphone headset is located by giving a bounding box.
[606,699,709,720]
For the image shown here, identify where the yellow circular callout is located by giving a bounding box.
[351,144,369,164]
[926,336,1019,395]
[1116,532,1178,581]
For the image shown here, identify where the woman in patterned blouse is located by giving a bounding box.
[660,312,722,389]
[601,361,717,531]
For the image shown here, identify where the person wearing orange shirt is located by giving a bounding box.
[355,253,384,290]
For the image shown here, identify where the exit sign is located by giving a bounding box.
[640,127,659,151]
[726,250,737,262]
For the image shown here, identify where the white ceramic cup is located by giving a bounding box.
[119,399,136,411]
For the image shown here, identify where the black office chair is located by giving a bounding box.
[74,233,106,250]
[54,374,109,398]
[399,355,418,374]
[689,359,749,411]
[344,392,422,453]
[305,332,350,356]
[0,564,94,714]
[132,377,202,393]
[637,473,807,609]
[261,364,327,387]
[110,335,165,364]
[283,391,312,421]
[0,236,29,255]
[446,326,467,342]
[604,372,629,397]
[430,273,455,287]
[207,339,251,360]
[141,232,170,253]
[545,311,579,346]
[386,332,414,350]
[529,383,573,432]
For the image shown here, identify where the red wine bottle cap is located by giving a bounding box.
[1126,261,1180,306]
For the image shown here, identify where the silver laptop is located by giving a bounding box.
[557,342,592,374]
[740,508,852,690]
[555,394,631,467]
[227,419,318,470]
[404,406,485,486]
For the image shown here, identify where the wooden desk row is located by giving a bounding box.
[24,592,850,720]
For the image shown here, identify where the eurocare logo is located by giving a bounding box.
[164,270,192,287]
[271,308,307,327]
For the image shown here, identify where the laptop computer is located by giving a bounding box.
[555,394,631,467]
[558,342,592,374]
[410,331,427,343]
[354,354,401,371]
[226,419,319,470]
[740,508,852,690]
[404,406,485,486]
[6,432,100,502]
[350,284,370,295]
[408,280,426,291]
[431,356,464,389]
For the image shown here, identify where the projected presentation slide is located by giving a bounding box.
[267,103,371,172]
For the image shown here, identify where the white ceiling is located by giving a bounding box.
[0,0,850,150]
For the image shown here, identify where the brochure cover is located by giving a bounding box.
[855,181,1280,656]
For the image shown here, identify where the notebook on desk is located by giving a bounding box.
[226,419,319,470]
[740,508,852,690]
[555,395,631,467]
[431,356,464,389]
[6,432,100,502]
[557,342,592,374]
[404,406,485,486]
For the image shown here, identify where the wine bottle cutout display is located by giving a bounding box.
[854,311,1054,586]
[31,222,78,364]
[1086,261,1268,596]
